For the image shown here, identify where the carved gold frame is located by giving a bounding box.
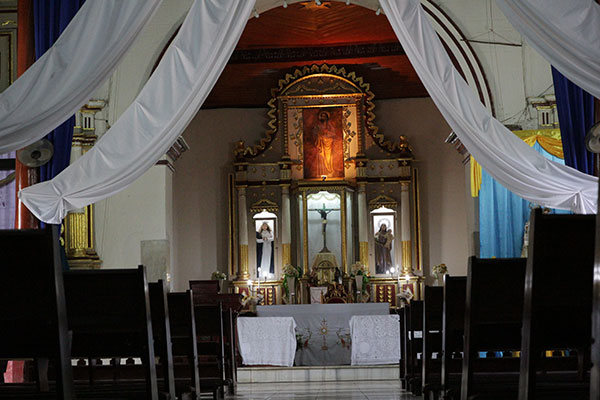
[234,64,412,160]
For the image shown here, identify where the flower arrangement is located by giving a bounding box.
[282,264,301,278]
[282,264,302,297]
[350,262,370,293]
[241,292,264,308]
[350,262,368,277]
[397,286,414,306]
[211,270,227,280]
[432,263,448,276]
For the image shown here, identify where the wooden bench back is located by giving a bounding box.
[442,276,466,390]
[148,280,175,399]
[0,226,73,398]
[520,210,595,399]
[168,290,201,398]
[466,257,526,350]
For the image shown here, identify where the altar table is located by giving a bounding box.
[350,315,400,365]
[257,303,389,366]
[237,317,297,367]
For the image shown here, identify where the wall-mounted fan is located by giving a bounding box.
[585,122,600,153]
[17,139,54,167]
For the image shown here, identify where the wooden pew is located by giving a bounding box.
[593,197,600,400]
[194,302,227,399]
[422,286,444,397]
[441,276,467,400]
[405,300,423,395]
[461,257,526,400]
[148,280,176,399]
[0,226,73,399]
[168,291,201,400]
[189,280,242,396]
[397,306,408,389]
[63,265,159,399]
[519,209,594,400]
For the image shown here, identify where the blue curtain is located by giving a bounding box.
[551,66,596,175]
[480,142,568,258]
[33,0,86,182]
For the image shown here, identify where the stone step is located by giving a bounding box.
[237,365,399,383]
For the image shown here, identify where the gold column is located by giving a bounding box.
[359,241,369,267]
[302,190,309,276]
[401,240,412,275]
[282,243,291,265]
[341,190,348,275]
[239,244,249,280]
[65,123,101,269]
[237,186,250,280]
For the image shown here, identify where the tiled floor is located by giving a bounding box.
[226,380,419,399]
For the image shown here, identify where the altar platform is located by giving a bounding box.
[237,365,399,383]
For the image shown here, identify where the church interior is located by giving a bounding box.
[0,0,599,399]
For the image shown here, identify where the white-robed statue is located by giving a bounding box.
[256,222,274,278]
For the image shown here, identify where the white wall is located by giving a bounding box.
[94,0,192,271]
[435,0,553,128]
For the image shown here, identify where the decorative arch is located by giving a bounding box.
[234,64,413,160]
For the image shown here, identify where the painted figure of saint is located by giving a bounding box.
[256,222,274,278]
[313,110,337,177]
[374,223,394,274]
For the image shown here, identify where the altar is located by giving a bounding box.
[228,65,425,308]
[257,303,389,366]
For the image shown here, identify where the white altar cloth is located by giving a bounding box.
[257,303,389,365]
[237,317,297,367]
[350,314,400,366]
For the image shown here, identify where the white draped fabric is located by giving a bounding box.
[237,317,297,367]
[495,0,600,100]
[381,0,597,214]
[20,0,255,224]
[0,0,161,153]
[350,315,400,366]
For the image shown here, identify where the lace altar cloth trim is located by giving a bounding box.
[237,317,297,367]
[350,314,400,365]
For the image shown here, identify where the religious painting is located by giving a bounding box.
[302,107,344,179]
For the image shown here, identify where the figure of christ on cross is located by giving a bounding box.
[309,203,340,253]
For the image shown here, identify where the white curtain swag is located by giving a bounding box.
[496,0,600,100]
[0,0,162,154]
[381,0,597,214]
[20,0,255,224]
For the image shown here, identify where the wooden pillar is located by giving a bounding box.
[15,0,37,230]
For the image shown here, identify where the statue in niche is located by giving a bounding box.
[256,222,274,278]
[375,222,394,274]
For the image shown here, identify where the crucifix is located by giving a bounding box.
[309,203,340,253]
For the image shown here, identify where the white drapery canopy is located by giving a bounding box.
[20,0,598,223]
[380,0,597,214]
[20,0,255,224]
[0,0,161,153]
[496,0,600,100]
